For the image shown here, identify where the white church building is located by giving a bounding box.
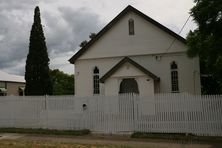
[69,5,201,97]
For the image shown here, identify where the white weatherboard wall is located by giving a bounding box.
[104,78,119,96]
[79,12,187,60]
[73,9,201,97]
[104,63,154,96]
[75,53,200,97]
[130,54,201,94]
[0,94,221,136]
[137,76,154,96]
[75,58,121,97]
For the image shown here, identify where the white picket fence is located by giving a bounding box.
[0,93,221,136]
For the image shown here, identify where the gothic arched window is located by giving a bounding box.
[93,67,100,94]
[171,61,179,92]
[128,19,135,35]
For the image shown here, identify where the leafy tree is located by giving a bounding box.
[25,6,52,95]
[89,32,96,39]
[79,33,96,48]
[187,0,222,94]
[79,40,88,48]
[49,69,74,95]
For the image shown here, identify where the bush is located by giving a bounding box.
[131,132,222,143]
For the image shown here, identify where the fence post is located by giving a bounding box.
[133,93,139,132]
[184,93,189,136]
[45,95,48,129]
[10,97,14,128]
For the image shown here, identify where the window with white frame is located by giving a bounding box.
[128,19,135,35]
[171,61,179,92]
[93,67,100,94]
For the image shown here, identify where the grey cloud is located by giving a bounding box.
[0,2,103,75]
[0,2,35,72]
[42,6,104,75]
[43,6,103,56]
[0,0,37,11]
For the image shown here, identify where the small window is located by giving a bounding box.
[0,88,7,96]
[128,19,135,35]
[93,67,100,94]
[18,87,25,96]
[171,61,179,92]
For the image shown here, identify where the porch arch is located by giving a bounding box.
[119,78,139,94]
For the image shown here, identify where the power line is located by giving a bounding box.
[163,15,191,55]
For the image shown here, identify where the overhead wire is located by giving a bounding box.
[162,15,191,56]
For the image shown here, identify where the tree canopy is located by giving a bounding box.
[49,69,74,95]
[79,33,96,48]
[25,6,52,95]
[187,0,222,94]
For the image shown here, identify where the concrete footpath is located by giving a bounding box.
[0,133,222,148]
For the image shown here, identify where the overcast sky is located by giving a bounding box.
[0,0,196,76]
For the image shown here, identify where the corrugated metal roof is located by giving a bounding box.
[0,70,25,83]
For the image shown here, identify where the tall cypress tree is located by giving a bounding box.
[25,6,52,95]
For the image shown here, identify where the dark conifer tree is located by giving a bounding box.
[25,6,52,95]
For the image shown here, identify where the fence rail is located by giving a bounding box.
[0,93,221,136]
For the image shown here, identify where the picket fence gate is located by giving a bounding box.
[0,93,221,136]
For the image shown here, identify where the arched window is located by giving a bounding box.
[128,19,135,35]
[93,67,100,94]
[171,61,179,92]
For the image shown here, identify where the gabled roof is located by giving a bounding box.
[100,57,160,83]
[69,5,186,64]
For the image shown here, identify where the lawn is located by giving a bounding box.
[0,128,90,136]
[0,139,132,148]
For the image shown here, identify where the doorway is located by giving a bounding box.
[119,78,139,94]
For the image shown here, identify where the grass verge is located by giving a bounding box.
[0,139,132,148]
[131,132,222,143]
[0,128,90,136]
